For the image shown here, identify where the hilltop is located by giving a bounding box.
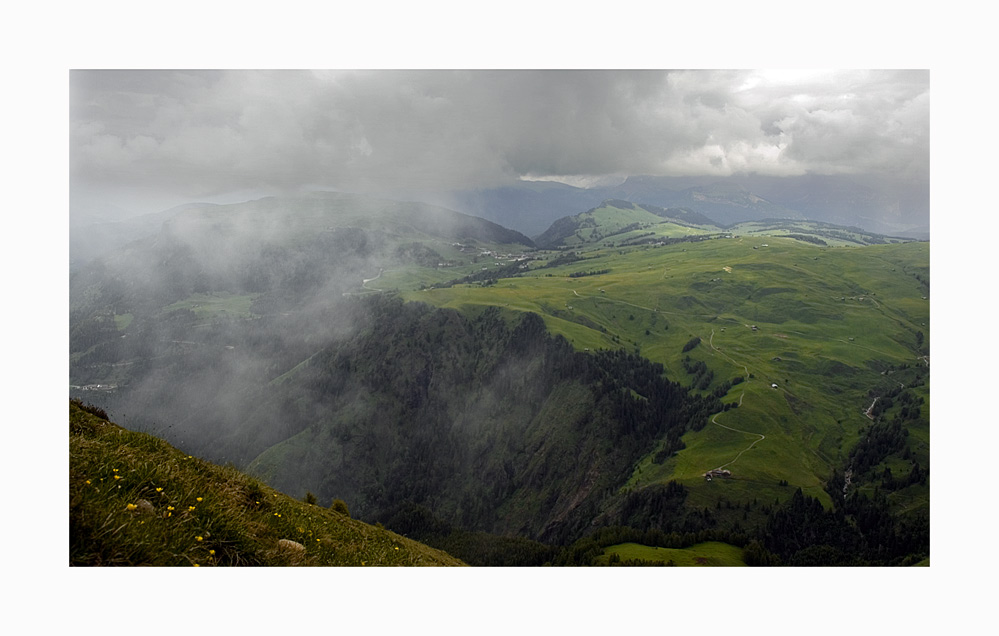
[69,191,534,272]
[69,400,464,566]
[534,200,720,249]
[441,173,927,237]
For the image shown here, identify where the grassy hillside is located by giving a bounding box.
[69,400,464,566]
[405,210,929,517]
[534,200,718,249]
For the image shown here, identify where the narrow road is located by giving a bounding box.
[362,269,384,290]
[345,269,387,295]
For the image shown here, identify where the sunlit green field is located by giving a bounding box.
[403,229,928,509]
[595,541,747,566]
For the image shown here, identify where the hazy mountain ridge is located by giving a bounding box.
[70,203,216,272]
[69,191,534,271]
[440,173,928,238]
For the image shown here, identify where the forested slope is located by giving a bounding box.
[245,297,722,543]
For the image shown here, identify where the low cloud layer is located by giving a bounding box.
[71,70,929,213]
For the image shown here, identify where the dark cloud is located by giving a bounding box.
[70,69,929,213]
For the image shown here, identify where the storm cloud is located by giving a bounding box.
[70,69,929,214]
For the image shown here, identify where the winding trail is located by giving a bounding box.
[567,288,769,475]
[709,403,766,471]
[708,328,750,380]
[704,329,764,473]
[362,269,384,291]
[344,269,387,296]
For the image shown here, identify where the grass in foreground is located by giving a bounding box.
[69,400,464,567]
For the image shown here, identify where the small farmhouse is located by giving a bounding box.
[703,468,732,481]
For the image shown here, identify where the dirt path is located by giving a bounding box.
[362,269,384,291]
[703,334,763,473]
[708,328,750,380]
[709,400,767,471]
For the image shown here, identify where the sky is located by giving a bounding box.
[70,69,930,218]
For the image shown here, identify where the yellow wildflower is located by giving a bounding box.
[189,506,196,511]
[114,475,121,480]
[167,506,174,511]
[196,497,203,502]
[193,563,200,567]
[196,536,203,542]
[156,487,163,492]
[125,503,137,511]
[209,550,215,556]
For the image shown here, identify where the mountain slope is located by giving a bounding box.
[406,222,929,535]
[70,400,464,566]
[241,298,722,543]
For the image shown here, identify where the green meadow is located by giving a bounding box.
[595,541,747,566]
[163,292,261,320]
[403,214,928,511]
